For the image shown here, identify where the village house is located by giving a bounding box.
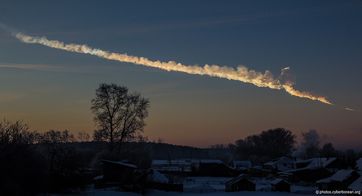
[151,159,239,177]
[151,159,193,174]
[317,169,360,190]
[348,175,362,192]
[264,156,295,172]
[101,160,137,183]
[225,174,256,192]
[146,169,183,192]
[192,160,239,177]
[270,178,291,192]
[281,157,342,182]
[231,160,252,171]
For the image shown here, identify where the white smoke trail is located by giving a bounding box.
[15,32,333,105]
[344,107,354,111]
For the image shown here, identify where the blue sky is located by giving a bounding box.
[0,0,361,148]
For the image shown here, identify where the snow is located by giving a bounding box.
[270,178,284,185]
[151,159,224,173]
[84,186,140,195]
[152,160,191,166]
[84,182,316,195]
[86,189,314,196]
[264,156,295,172]
[186,183,217,193]
[148,169,169,183]
[152,159,223,165]
[256,180,271,191]
[283,157,337,173]
[148,190,312,195]
[85,190,140,195]
[184,177,231,192]
[225,174,246,185]
[102,160,137,168]
[93,175,103,180]
[303,157,336,169]
[291,185,317,194]
[317,169,354,183]
[198,160,223,164]
[232,161,252,170]
[349,176,362,191]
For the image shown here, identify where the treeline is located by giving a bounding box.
[0,119,212,195]
[212,128,362,166]
[1,119,361,194]
[0,119,96,195]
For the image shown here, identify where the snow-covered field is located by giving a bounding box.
[83,189,314,196]
[184,177,231,192]
[75,177,316,195]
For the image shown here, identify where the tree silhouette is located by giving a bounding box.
[320,143,337,158]
[0,119,46,195]
[91,83,149,150]
[235,128,295,163]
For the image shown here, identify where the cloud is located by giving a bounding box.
[0,63,59,71]
[0,92,23,102]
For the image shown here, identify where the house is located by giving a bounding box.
[101,160,137,183]
[151,159,240,177]
[317,169,360,190]
[281,167,332,182]
[151,159,192,173]
[349,176,362,191]
[147,169,169,183]
[295,157,346,172]
[193,160,240,177]
[281,157,342,182]
[225,174,256,192]
[151,159,225,174]
[264,156,295,172]
[146,169,183,192]
[295,157,337,169]
[270,179,290,192]
[231,160,252,170]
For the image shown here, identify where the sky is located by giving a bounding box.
[0,0,361,149]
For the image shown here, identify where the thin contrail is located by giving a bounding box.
[15,32,333,105]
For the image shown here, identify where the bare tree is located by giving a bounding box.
[0,119,46,195]
[91,83,149,150]
[77,131,91,142]
[0,119,36,146]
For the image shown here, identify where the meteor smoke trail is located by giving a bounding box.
[15,32,333,105]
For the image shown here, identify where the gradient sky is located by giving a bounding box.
[0,0,361,149]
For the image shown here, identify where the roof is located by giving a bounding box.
[233,160,252,165]
[151,159,223,166]
[102,160,137,168]
[152,160,190,165]
[270,178,289,185]
[264,156,295,172]
[233,160,252,169]
[287,157,337,172]
[226,174,254,185]
[199,160,223,164]
[349,176,362,190]
[305,157,336,168]
[148,169,168,183]
[317,169,355,183]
